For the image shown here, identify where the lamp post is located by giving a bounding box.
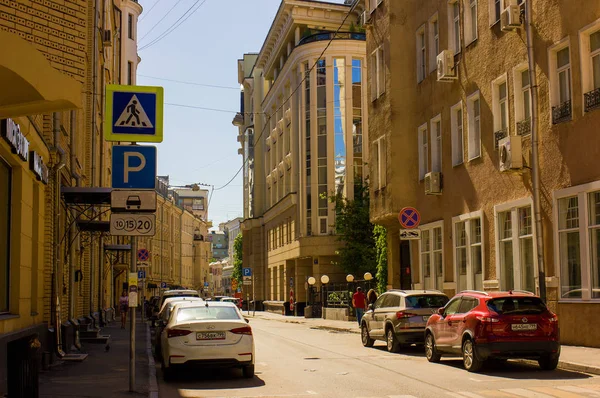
[364,272,373,291]
[320,275,329,313]
[307,277,316,306]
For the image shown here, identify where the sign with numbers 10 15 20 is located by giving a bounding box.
[110,213,156,236]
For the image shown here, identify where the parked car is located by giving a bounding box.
[424,290,560,372]
[222,297,243,309]
[153,297,204,360]
[156,289,200,313]
[159,301,255,380]
[360,290,449,352]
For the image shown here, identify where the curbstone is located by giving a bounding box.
[146,323,159,398]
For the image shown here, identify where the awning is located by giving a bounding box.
[62,187,112,205]
[76,220,110,233]
[0,31,82,119]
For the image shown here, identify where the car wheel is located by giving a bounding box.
[425,333,442,363]
[161,363,173,382]
[538,354,559,371]
[462,339,483,372]
[386,328,401,353]
[361,324,375,347]
[243,364,255,378]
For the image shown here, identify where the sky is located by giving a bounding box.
[136,0,348,227]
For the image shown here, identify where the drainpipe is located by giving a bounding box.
[69,111,81,320]
[525,0,546,302]
[98,3,107,325]
[90,0,99,321]
[180,212,183,287]
[53,112,66,358]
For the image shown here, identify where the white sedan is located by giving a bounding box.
[160,301,255,380]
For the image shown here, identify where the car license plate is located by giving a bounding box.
[511,323,537,331]
[422,315,430,322]
[196,331,225,340]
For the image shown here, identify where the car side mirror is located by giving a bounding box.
[437,307,445,316]
[245,317,250,323]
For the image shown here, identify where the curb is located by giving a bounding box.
[557,360,600,376]
[146,323,159,398]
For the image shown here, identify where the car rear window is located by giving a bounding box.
[176,306,241,322]
[487,297,547,315]
[405,295,449,308]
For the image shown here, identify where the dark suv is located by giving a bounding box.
[424,290,560,372]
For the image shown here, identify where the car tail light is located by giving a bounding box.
[396,311,416,319]
[476,316,499,323]
[545,313,558,323]
[167,328,192,338]
[230,326,252,335]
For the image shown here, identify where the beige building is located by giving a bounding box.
[235,0,367,309]
[363,0,600,347]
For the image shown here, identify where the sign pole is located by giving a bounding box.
[129,236,136,392]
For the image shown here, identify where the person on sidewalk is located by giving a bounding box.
[352,287,367,326]
[367,289,378,309]
[119,290,129,329]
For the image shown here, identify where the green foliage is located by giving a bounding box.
[232,233,243,285]
[374,225,388,294]
[329,183,376,277]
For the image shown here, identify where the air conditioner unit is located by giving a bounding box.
[103,30,112,46]
[498,135,523,172]
[436,50,457,82]
[361,10,372,26]
[424,172,442,195]
[501,5,521,31]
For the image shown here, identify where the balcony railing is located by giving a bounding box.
[584,88,600,112]
[552,100,571,124]
[298,31,366,46]
[494,128,508,149]
[516,118,531,136]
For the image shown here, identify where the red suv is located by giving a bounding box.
[424,290,560,372]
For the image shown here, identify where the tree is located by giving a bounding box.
[330,183,376,277]
[232,233,243,286]
[374,225,388,293]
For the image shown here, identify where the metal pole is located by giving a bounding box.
[129,236,136,392]
[525,0,546,302]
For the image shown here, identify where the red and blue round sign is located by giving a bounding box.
[137,248,150,262]
[398,207,421,229]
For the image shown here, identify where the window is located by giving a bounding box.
[549,40,572,124]
[334,58,346,196]
[555,183,600,300]
[369,0,382,13]
[127,61,133,85]
[490,0,502,25]
[579,22,600,112]
[448,1,461,54]
[513,65,532,135]
[419,221,444,290]
[304,62,312,235]
[429,14,439,73]
[416,25,426,83]
[370,47,385,101]
[430,115,442,173]
[128,13,134,40]
[316,59,327,225]
[373,137,387,190]
[352,59,364,188]
[492,75,509,147]
[453,211,484,292]
[0,158,11,313]
[467,91,481,160]
[418,123,429,180]
[451,101,464,166]
[495,199,536,293]
[464,0,478,44]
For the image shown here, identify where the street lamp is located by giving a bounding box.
[307,277,316,306]
[308,277,316,285]
[364,272,373,281]
[320,275,330,284]
[346,274,354,283]
[320,275,329,311]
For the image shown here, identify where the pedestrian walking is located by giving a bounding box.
[352,287,367,326]
[119,290,129,329]
[367,288,378,309]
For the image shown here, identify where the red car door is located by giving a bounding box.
[447,297,478,352]
[435,297,462,350]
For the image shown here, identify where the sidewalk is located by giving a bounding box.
[39,314,155,398]
[249,310,600,376]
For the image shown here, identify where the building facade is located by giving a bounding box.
[210,230,228,260]
[363,0,600,347]
[235,0,367,307]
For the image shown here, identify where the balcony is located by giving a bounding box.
[584,88,600,112]
[494,128,508,149]
[298,31,366,47]
[552,100,571,124]
[516,118,531,136]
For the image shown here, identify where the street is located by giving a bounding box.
[155,316,600,398]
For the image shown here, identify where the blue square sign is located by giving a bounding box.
[112,145,157,189]
[243,268,252,277]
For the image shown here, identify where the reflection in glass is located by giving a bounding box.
[334,58,346,195]
[352,59,363,194]
[317,59,327,221]
[305,62,312,235]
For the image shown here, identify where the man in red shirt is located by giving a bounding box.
[352,287,367,326]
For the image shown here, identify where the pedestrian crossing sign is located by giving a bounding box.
[104,84,164,143]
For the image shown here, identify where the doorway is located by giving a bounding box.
[399,240,412,289]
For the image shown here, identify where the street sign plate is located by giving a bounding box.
[128,273,138,307]
[112,190,157,212]
[399,228,421,240]
[112,145,157,189]
[110,213,156,236]
[399,207,421,229]
[242,268,252,277]
[138,270,146,279]
[243,275,252,281]
[104,85,164,143]
[137,262,149,268]
[160,282,167,289]
[243,280,252,285]
[137,248,150,261]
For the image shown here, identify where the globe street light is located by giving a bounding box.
[320,275,330,284]
[346,274,354,283]
[308,277,316,285]
[364,272,373,281]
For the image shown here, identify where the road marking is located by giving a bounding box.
[500,388,555,398]
[530,386,589,397]
[556,386,600,396]
[477,390,520,397]
[469,378,485,382]
[452,393,486,398]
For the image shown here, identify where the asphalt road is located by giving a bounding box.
[156,316,600,398]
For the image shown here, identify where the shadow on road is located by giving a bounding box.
[370,343,427,358]
[158,366,266,389]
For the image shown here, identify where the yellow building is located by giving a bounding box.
[363,0,600,347]
[235,0,367,312]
